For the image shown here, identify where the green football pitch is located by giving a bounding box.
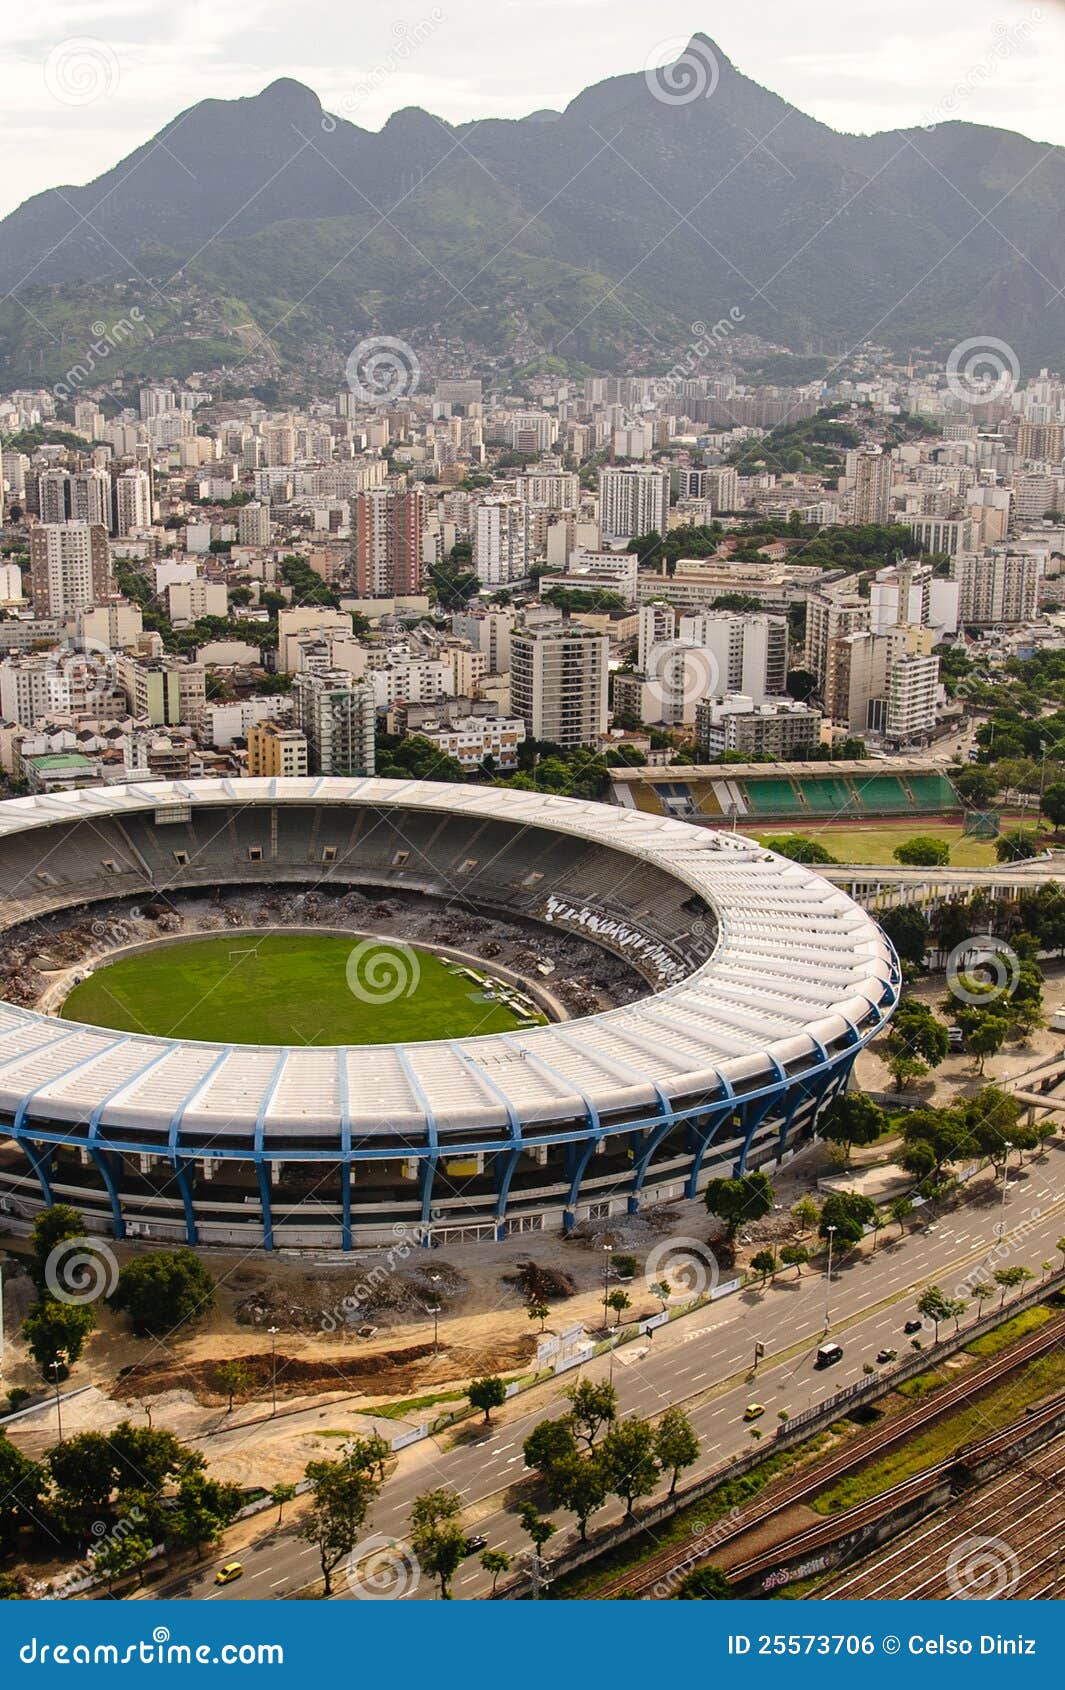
[60,933,545,1046]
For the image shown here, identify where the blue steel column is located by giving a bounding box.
[337,1048,352,1251]
[453,1048,521,1242]
[737,1058,788,1174]
[684,1096,737,1199]
[500,1038,602,1236]
[254,1050,289,1252]
[168,1047,234,1247]
[396,1049,438,1242]
[5,1029,83,1210]
[13,1033,127,1232]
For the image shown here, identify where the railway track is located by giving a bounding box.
[824,1431,1065,1600]
[724,1395,1065,1591]
[589,1313,1065,1600]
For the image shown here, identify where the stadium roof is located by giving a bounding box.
[0,779,896,1141]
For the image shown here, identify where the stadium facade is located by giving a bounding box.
[0,780,899,1249]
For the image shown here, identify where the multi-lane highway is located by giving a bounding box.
[133,1150,1065,1603]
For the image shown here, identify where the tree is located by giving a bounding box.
[750,1249,779,1287]
[22,1297,94,1375]
[28,1205,86,1288]
[599,1417,660,1515]
[971,1282,993,1317]
[468,1375,507,1424]
[606,1288,631,1326]
[890,1000,950,1069]
[214,1360,252,1413]
[763,834,838,865]
[1042,781,1065,830]
[299,1456,380,1596]
[916,1284,953,1343]
[878,904,930,969]
[109,1422,194,1493]
[92,1528,152,1594]
[410,1488,467,1600]
[517,1501,556,1555]
[48,1433,117,1530]
[894,836,950,867]
[676,1563,731,1599]
[527,1301,550,1333]
[0,1440,45,1556]
[994,1265,1034,1306]
[108,1249,215,1336]
[523,1416,579,1473]
[480,1547,511,1594]
[564,1380,617,1449]
[270,1482,296,1526]
[965,1011,1011,1074]
[791,1195,820,1236]
[654,1408,700,1497]
[953,766,998,807]
[889,1195,914,1237]
[819,1092,886,1162]
[995,828,1039,863]
[887,1052,928,1093]
[704,1170,774,1238]
[780,1243,810,1276]
[818,1190,877,1249]
[548,1453,608,1541]
[168,1472,241,1563]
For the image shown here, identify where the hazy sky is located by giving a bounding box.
[2,0,1063,217]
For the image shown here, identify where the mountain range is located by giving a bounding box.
[3,35,1065,392]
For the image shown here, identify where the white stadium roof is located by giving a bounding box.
[0,779,896,1141]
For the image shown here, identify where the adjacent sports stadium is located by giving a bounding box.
[0,779,899,1251]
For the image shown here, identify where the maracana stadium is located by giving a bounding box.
[0,779,898,1250]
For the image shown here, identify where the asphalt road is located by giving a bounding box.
[139,1152,1065,1604]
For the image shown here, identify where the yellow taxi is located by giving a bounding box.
[742,1403,765,1422]
[215,1562,244,1585]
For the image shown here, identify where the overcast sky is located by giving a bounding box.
[2,0,1063,217]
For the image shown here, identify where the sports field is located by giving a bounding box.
[60,933,545,1046]
[753,823,1003,868]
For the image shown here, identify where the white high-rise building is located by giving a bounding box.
[677,612,788,703]
[510,623,608,748]
[238,502,271,547]
[114,469,152,536]
[37,468,111,529]
[473,498,529,586]
[599,465,669,542]
[953,549,1041,625]
[885,650,939,747]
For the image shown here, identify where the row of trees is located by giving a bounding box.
[522,1381,700,1542]
[0,1420,240,1585]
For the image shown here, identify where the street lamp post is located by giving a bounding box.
[824,1225,837,1331]
[50,1362,63,1444]
[268,1326,278,1417]
[601,1243,613,1330]
[429,1273,442,1352]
